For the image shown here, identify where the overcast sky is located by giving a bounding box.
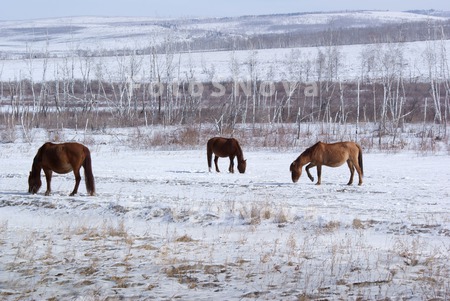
[1,0,449,21]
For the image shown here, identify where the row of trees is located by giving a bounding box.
[1,24,449,145]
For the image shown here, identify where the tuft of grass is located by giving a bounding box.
[274,209,288,224]
[107,219,128,237]
[0,221,8,246]
[352,218,365,229]
[78,261,98,276]
[175,234,196,243]
[110,276,130,288]
[262,208,271,220]
[250,205,261,225]
[323,221,341,232]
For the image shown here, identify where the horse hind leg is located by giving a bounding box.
[315,165,322,185]
[70,168,82,196]
[214,156,220,172]
[354,162,363,186]
[346,161,355,185]
[207,148,213,172]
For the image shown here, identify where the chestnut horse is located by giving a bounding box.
[290,141,363,185]
[28,142,96,196]
[207,137,247,173]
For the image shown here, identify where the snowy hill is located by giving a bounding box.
[0,10,448,58]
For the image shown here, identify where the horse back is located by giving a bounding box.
[309,141,359,166]
[39,142,87,173]
[208,137,236,157]
[334,141,361,163]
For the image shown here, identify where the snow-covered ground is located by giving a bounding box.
[0,128,449,299]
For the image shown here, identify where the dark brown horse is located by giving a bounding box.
[207,137,247,173]
[290,141,363,185]
[28,142,96,196]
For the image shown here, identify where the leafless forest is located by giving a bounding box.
[1,13,449,151]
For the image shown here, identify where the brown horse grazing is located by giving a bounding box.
[290,141,363,185]
[207,137,247,173]
[28,142,96,196]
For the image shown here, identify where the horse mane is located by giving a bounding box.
[31,144,47,172]
[302,141,321,157]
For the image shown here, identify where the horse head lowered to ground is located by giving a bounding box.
[290,141,363,185]
[207,137,246,173]
[28,142,96,196]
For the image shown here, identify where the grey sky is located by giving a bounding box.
[2,0,449,21]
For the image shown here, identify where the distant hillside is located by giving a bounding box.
[0,10,449,58]
[406,9,450,18]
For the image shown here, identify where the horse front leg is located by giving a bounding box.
[315,165,322,185]
[44,169,53,196]
[70,169,82,196]
[346,161,355,185]
[305,163,315,182]
[228,156,235,173]
[214,156,220,172]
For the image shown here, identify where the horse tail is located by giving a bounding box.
[207,139,213,171]
[357,144,364,176]
[82,146,96,196]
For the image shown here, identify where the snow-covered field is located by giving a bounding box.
[0,128,449,300]
[0,11,446,57]
[1,12,449,83]
[2,39,449,84]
